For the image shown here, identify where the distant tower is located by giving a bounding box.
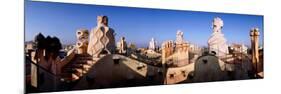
[250,28,260,74]
[118,37,127,54]
[149,38,156,51]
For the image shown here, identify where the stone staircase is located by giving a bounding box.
[61,54,99,82]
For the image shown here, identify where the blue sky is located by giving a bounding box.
[25,1,263,48]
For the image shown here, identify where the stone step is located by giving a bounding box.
[75,61,93,66]
[82,70,88,74]
[67,64,82,68]
[75,54,91,57]
[75,61,93,64]
[69,64,92,69]
[74,68,83,77]
[99,54,107,57]
[62,68,75,73]
[62,63,93,73]
[60,68,87,81]
[76,57,93,61]
[72,73,80,81]
[62,67,83,71]
[60,73,74,82]
[75,59,91,62]
[83,64,91,69]
[92,57,100,61]
[63,64,82,69]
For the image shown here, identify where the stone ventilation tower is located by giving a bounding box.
[250,28,260,73]
[208,17,229,58]
[76,29,89,54]
[87,16,116,57]
[175,30,185,45]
